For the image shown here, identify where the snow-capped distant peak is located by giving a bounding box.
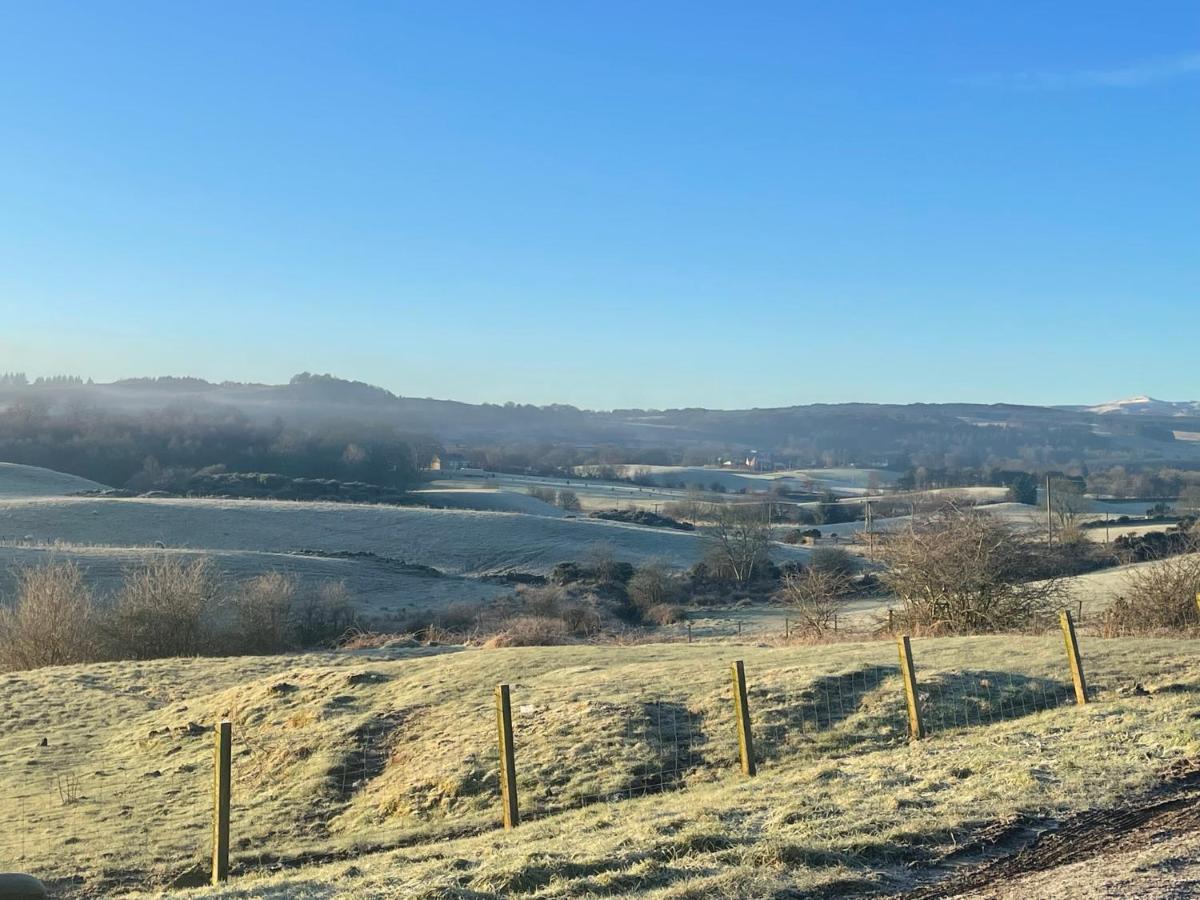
[1085,396,1200,416]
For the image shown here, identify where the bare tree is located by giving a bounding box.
[777,567,851,637]
[875,506,1063,634]
[708,503,772,587]
[1048,477,1088,542]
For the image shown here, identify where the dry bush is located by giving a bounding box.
[1101,546,1200,635]
[642,602,686,625]
[292,580,357,646]
[777,567,851,637]
[0,562,101,670]
[483,615,570,648]
[105,557,221,659]
[519,584,565,618]
[876,506,1063,634]
[561,602,602,635]
[231,571,299,653]
[627,560,678,617]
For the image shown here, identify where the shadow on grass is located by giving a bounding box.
[752,664,909,762]
[918,669,1076,735]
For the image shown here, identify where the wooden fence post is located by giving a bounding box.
[897,636,925,740]
[731,660,756,776]
[687,622,693,643]
[495,684,520,828]
[784,617,790,639]
[211,719,232,885]
[1059,610,1088,706]
[888,608,894,634]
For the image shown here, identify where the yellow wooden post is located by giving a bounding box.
[897,636,925,740]
[731,660,756,776]
[211,720,232,884]
[495,684,520,828]
[1060,610,1088,705]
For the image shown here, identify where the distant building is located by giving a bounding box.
[429,453,469,472]
[744,451,773,472]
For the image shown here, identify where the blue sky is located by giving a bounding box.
[1,2,1197,409]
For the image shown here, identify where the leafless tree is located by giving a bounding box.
[875,505,1063,634]
[777,567,851,636]
[708,503,772,587]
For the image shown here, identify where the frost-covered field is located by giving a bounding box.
[0,462,105,498]
[571,464,898,495]
[0,496,809,577]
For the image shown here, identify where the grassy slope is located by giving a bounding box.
[0,461,105,498]
[4,636,1199,898]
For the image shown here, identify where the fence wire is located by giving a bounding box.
[0,725,209,893]
[5,630,1185,895]
[228,698,498,872]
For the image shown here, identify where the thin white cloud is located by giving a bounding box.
[977,52,1200,90]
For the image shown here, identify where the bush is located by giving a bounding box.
[0,563,100,671]
[809,547,854,580]
[292,581,357,646]
[483,616,570,647]
[1101,543,1200,635]
[643,603,686,625]
[875,507,1063,634]
[105,557,220,659]
[777,567,851,637]
[627,561,678,616]
[556,489,582,511]
[231,571,299,653]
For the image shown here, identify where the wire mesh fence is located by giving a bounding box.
[511,665,739,819]
[227,697,500,873]
[0,724,210,893]
[0,620,1172,896]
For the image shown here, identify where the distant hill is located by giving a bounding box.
[5,375,1200,470]
[1070,396,1200,417]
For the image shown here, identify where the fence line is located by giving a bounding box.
[0,611,1155,894]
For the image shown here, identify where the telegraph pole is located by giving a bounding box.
[1046,475,1053,546]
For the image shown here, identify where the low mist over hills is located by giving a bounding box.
[3,373,1200,490]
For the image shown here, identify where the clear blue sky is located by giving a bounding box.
[2,2,1197,409]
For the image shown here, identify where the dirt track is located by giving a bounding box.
[904,762,1200,899]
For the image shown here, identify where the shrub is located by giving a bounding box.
[292,581,357,646]
[1101,543,1200,635]
[483,616,570,648]
[627,560,679,616]
[105,557,220,659]
[875,506,1063,634]
[643,603,686,625]
[231,571,299,653]
[809,547,854,580]
[519,584,565,618]
[0,562,100,671]
[527,486,557,504]
[556,489,582,511]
